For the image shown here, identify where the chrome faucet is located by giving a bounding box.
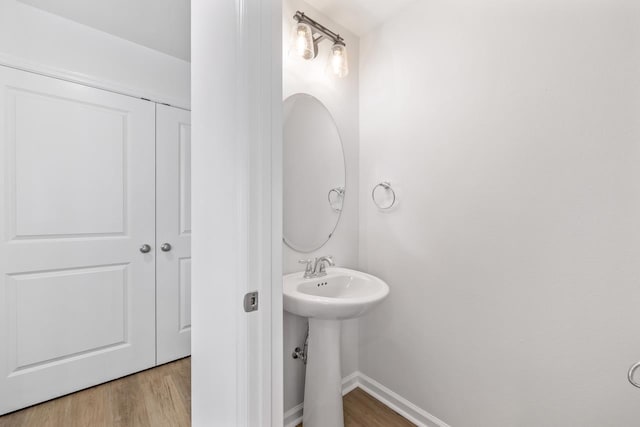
[313,256,334,277]
[298,256,335,279]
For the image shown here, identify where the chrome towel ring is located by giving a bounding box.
[628,361,640,388]
[328,187,345,212]
[372,181,396,210]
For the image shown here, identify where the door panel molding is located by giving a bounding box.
[0,65,156,415]
[178,122,192,236]
[178,257,192,332]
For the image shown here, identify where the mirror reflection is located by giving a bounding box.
[283,93,346,253]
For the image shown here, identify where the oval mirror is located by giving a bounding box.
[283,93,345,253]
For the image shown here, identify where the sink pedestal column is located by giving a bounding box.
[303,318,343,427]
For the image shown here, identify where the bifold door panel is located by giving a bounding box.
[0,66,189,415]
[156,104,192,364]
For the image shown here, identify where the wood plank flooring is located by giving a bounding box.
[0,357,191,427]
[0,358,413,427]
[298,388,415,427]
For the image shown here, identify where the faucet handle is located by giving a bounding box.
[298,259,315,277]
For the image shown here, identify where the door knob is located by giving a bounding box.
[139,244,151,253]
[161,243,172,252]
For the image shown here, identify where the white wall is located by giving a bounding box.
[0,0,190,108]
[359,0,640,426]
[282,0,360,412]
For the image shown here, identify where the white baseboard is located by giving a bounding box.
[356,372,451,427]
[283,402,304,427]
[341,371,359,395]
[283,371,450,427]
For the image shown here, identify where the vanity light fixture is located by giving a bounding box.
[329,43,348,78]
[290,11,349,78]
[291,21,315,60]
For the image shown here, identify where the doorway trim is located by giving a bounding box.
[0,52,189,110]
[191,0,283,425]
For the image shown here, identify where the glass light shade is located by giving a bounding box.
[329,43,349,78]
[289,22,315,60]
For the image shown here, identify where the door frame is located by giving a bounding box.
[0,53,189,110]
[191,0,282,426]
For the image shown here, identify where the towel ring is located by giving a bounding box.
[372,181,396,210]
[628,361,640,388]
[328,187,345,212]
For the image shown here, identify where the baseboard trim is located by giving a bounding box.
[356,372,450,427]
[283,402,303,427]
[284,371,450,427]
[341,371,359,395]
[284,373,359,427]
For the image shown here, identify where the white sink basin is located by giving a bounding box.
[283,267,390,320]
[282,267,389,427]
[283,267,390,427]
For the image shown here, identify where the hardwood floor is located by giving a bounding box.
[298,388,415,427]
[0,358,412,427]
[0,357,191,427]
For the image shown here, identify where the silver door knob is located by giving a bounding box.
[139,244,151,253]
[161,243,172,252]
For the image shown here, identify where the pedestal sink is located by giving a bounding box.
[283,267,390,427]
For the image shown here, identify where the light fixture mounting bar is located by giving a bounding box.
[294,11,346,46]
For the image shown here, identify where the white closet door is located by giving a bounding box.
[156,104,191,364]
[0,66,156,415]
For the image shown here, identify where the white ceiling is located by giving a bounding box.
[18,0,191,61]
[303,0,419,36]
[18,0,415,61]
